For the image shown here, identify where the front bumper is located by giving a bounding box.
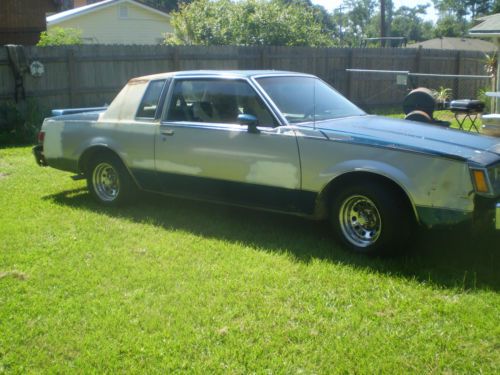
[420,198,500,231]
[32,145,48,166]
[473,196,500,231]
[496,203,500,230]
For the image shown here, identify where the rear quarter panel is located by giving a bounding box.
[42,119,156,176]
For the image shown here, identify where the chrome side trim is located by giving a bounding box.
[311,133,469,162]
[159,121,295,135]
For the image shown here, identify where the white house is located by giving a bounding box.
[46,0,173,45]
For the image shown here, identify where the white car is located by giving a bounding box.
[33,70,500,255]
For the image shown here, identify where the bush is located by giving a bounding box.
[37,27,83,46]
[477,87,492,114]
[0,100,48,146]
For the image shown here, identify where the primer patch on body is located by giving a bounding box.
[246,161,299,189]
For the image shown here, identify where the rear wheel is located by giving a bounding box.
[331,181,413,255]
[87,154,135,206]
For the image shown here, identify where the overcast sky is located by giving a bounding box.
[311,1,439,22]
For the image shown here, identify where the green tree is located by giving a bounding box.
[433,15,467,37]
[433,0,469,18]
[391,5,434,42]
[335,1,432,46]
[138,0,194,12]
[467,0,494,17]
[37,27,83,46]
[493,0,500,13]
[165,0,335,47]
[277,0,336,36]
[332,0,376,46]
[431,0,494,37]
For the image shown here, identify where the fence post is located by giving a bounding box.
[414,46,422,88]
[346,49,353,99]
[67,49,77,107]
[172,47,180,71]
[260,47,267,69]
[454,51,461,99]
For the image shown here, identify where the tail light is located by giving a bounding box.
[37,131,45,144]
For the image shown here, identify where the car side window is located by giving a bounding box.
[136,79,167,120]
[165,79,277,127]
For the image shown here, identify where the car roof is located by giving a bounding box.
[134,70,315,81]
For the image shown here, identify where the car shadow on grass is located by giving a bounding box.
[45,188,500,292]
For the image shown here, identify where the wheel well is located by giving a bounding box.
[78,146,121,175]
[316,171,418,223]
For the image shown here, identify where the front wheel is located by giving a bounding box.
[87,154,135,206]
[330,182,413,255]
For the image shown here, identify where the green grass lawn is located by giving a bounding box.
[1,146,499,373]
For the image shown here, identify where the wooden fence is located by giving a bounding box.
[0,45,492,111]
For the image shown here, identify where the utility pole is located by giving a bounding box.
[335,5,346,47]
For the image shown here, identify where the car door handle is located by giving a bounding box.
[160,129,175,136]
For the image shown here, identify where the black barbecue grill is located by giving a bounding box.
[449,99,485,132]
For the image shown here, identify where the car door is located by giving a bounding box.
[154,77,307,213]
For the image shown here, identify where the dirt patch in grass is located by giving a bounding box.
[0,271,28,280]
[0,172,9,179]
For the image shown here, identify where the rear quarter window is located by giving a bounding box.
[136,80,167,119]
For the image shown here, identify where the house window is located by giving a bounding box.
[119,5,128,18]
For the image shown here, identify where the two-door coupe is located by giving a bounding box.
[33,70,500,255]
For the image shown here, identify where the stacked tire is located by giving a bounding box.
[403,88,435,124]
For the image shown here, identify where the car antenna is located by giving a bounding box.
[313,79,316,130]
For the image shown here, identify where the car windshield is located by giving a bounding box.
[256,76,365,124]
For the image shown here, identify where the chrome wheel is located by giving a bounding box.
[339,195,381,248]
[92,162,120,202]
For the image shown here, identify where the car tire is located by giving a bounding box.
[330,181,413,256]
[87,153,135,206]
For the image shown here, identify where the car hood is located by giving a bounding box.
[309,115,500,166]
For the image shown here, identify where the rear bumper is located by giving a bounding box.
[32,145,48,166]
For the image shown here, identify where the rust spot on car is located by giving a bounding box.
[128,78,149,85]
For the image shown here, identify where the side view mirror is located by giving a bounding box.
[238,114,260,134]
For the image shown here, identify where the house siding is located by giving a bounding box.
[50,2,172,44]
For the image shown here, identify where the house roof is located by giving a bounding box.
[47,0,170,26]
[406,37,497,52]
[469,13,500,36]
